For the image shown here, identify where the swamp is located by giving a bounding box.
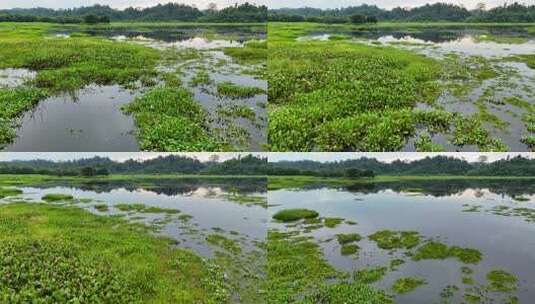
[0,175,267,303]
[268,177,535,303]
[268,22,535,152]
[0,22,267,151]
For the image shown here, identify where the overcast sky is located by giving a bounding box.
[269,153,534,163]
[0,0,517,10]
[0,153,264,163]
[271,0,515,10]
[0,0,269,10]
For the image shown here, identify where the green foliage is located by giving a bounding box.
[223,40,267,64]
[114,203,181,214]
[336,233,362,245]
[124,86,224,151]
[206,234,241,254]
[486,270,518,292]
[0,203,230,303]
[0,187,22,198]
[268,25,441,151]
[0,239,140,303]
[41,193,74,202]
[302,281,393,304]
[368,230,421,250]
[216,81,265,99]
[324,217,344,228]
[354,267,387,284]
[0,87,47,145]
[340,244,360,255]
[272,208,319,222]
[412,241,483,264]
[392,277,427,294]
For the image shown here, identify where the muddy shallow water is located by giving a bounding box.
[269,180,535,303]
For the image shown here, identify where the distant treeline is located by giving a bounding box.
[269,156,535,177]
[0,2,267,24]
[0,154,268,176]
[269,2,535,23]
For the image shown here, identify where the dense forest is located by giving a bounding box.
[0,154,267,176]
[0,2,267,23]
[269,2,535,23]
[269,155,535,177]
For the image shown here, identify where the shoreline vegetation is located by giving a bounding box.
[268,175,535,190]
[0,20,267,151]
[268,21,535,152]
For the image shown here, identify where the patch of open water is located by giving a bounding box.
[4,85,140,151]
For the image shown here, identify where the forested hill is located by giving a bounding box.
[269,156,535,177]
[0,2,267,23]
[0,155,268,176]
[269,2,535,23]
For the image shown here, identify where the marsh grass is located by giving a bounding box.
[272,208,319,222]
[41,193,73,202]
[0,203,230,303]
[216,81,265,99]
[124,86,225,151]
[392,277,427,294]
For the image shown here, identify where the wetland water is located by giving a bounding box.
[5,25,266,151]
[269,180,535,303]
[2,178,267,256]
[302,26,535,152]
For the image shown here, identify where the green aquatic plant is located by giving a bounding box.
[486,270,518,293]
[368,230,421,250]
[302,281,393,304]
[354,266,388,284]
[0,187,22,199]
[340,244,360,255]
[216,81,265,99]
[0,203,230,303]
[206,234,241,255]
[336,233,362,245]
[412,241,482,264]
[0,87,48,145]
[390,259,405,271]
[217,104,256,121]
[392,277,427,294]
[114,203,180,214]
[272,208,319,222]
[41,193,74,202]
[124,86,224,151]
[94,204,109,212]
[324,217,344,228]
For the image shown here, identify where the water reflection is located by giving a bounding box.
[270,180,535,303]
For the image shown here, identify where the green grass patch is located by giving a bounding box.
[486,270,518,293]
[124,86,225,151]
[41,193,73,202]
[216,81,265,99]
[0,187,22,198]
[369,230,421,250]
[272,208,319,222]
[412,241,482,264]
[114,203,180,214]
[392,277,427,294]
[354,266,388,284]
[0,203,230,303]
[336,233,362,245]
